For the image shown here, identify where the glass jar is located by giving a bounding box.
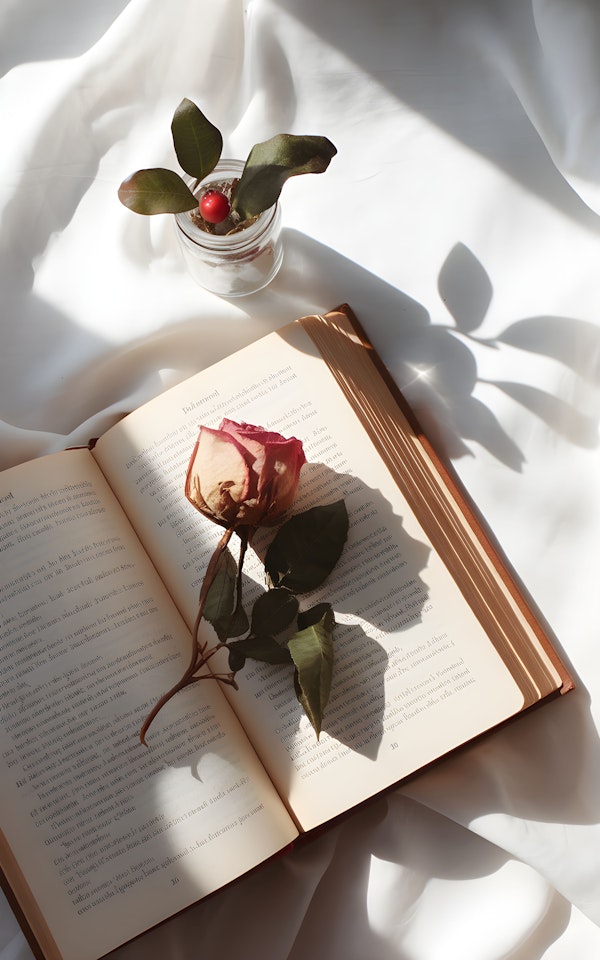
[174,160,284,297]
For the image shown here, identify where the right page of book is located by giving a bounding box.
[93,308,564,833]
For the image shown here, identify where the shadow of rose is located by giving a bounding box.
[231,462,432,761]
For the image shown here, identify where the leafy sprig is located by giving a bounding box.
[140,499,348,744]
[118,98,337,223]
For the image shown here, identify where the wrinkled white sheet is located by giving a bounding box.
[2,1,600,957]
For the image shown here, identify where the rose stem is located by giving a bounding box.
[139,524,237,744]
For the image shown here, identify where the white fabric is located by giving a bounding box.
[2,0,600,957]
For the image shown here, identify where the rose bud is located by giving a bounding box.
[185,418,306,528]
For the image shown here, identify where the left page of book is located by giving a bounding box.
[0,450,298,960]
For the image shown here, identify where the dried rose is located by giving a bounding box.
[185,418,306,528]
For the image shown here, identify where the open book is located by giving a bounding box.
[0,305,573,960]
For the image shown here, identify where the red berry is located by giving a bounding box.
[199,189,230,224]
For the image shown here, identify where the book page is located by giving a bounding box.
[0,450,297,960]
[93,319,528,831]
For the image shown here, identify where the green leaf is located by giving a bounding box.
[203,547,237,641]
[171,98,223,181]
[228,646,247,673]
[250,588,299,636]
[264,500,349,593]
[289,607,335,738]
[227,634,293,671]
[117,168,197,215]
[297,602,335,631]
[231,134,337,220]
[227,602,250,640]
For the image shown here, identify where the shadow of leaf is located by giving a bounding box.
[487,380,599,448]
[453,394,527,469]
[438,242,493,333]
[497,316,600,383]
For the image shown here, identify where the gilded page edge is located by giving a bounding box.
[296,304,574,702]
